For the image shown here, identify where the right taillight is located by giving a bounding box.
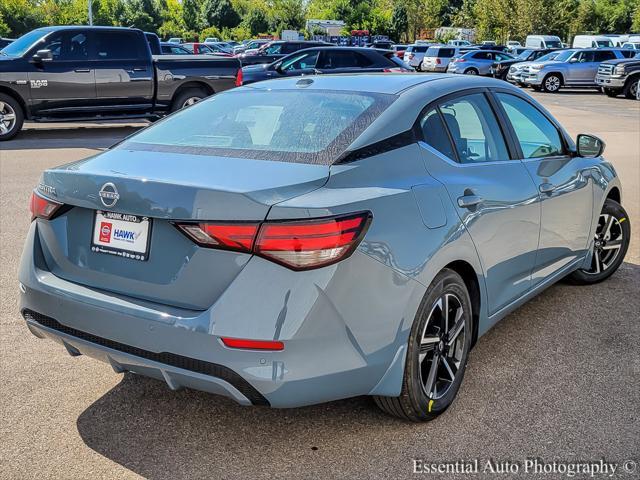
[176,212,371,270]
[29,191,63,221]
[235,68,243,86]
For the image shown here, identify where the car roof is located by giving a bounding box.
[243,73,471,95]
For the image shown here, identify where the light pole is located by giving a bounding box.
[88,0,93,26]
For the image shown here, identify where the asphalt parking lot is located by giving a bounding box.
[1,90,639,479]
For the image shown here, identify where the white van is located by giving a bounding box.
[572,35,614,48]
[525,35,562,49]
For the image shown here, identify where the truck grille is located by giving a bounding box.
[598,64,614,76]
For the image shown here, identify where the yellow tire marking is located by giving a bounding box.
[619,218,626,223]
[428,399,434,413]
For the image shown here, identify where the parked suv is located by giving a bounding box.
[447,50,514,75]
[491,48,559,80]
[596,52,640,99]
[506,50,565,85]
[404,44,430,70]
[523,48,631,92]
[421,46,472,72]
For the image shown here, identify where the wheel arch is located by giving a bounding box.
[606,186,621,204]
[0,86,29,119]
[544,71,564,84]
[443,260,481,347]
[171,81,214,101]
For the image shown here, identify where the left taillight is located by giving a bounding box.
[29,191,63,221]
[235,68,243,86]
[176,212,371,271]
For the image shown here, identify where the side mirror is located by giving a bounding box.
[32,49,53,63]
[274,63,284,73]
[569,57,578,63]
[577,134,605,157]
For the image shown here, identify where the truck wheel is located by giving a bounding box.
[623,77,639,100]
[0,93,24,141]
[603,88,618,98]
[171,88,209,112]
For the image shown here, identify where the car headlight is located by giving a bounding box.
[529,64,544,71]
[614,65,626,76]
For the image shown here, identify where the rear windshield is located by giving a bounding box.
[122,89,395,165]
[425,47,455,57]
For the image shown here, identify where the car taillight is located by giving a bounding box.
[436,58,441,64]
[235,68,243,86]
[29,191,63,221]
[176,212,371,270]
[177,222,259,252]
[383,67,405,73]
[457,59,466,63]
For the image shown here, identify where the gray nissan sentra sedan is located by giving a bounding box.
[19,74,630,421]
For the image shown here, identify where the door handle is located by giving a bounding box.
[457,194,483,209]
[74,68,90,73]
[539,182,556,194]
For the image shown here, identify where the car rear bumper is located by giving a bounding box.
[595,75,625,88]
[423,64,447,72]
[19,221,422,408]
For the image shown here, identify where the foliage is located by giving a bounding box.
[201,0,241,30]
[0,0,638,43]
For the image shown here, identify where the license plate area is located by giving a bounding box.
[91,210,151,261]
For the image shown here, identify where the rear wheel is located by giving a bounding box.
[0,93,24,141]
[567,199,630,285]
[171,87,209,112]
[542,74,562,92]
[374,269,472,421]
[464,68,478,75]
[623,76,639,100]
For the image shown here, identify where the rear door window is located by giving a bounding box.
[437,93,510,163]
[594,50,616,61]
[93,31,146,60]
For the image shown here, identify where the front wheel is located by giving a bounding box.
[542,74,562,92]
[567,199,630,285]
[374,269,473,421]
[464,68,478,75]
[623,77,639,100]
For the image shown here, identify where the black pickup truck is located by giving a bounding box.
[0,26,241,140]
[595,53,640,99]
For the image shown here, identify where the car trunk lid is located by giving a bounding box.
[36,149,329,310]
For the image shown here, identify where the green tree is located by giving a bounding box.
[244,7,269,35]
[182,0,201,31]
[202,0,241,29]
[391,3,408,41]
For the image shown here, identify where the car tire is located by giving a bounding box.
[623,76,639,100]
[171,87,209,112]
[464,68,478,75]
[566,199,630,285]
[374,268,473,422]
[542,74,562,92]
[603,88,618,98]
[0,93,25,141]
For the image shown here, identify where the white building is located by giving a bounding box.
[435,27,476,43]
[306,19,346,37]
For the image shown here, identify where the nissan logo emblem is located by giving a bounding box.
[98,182,120,208]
